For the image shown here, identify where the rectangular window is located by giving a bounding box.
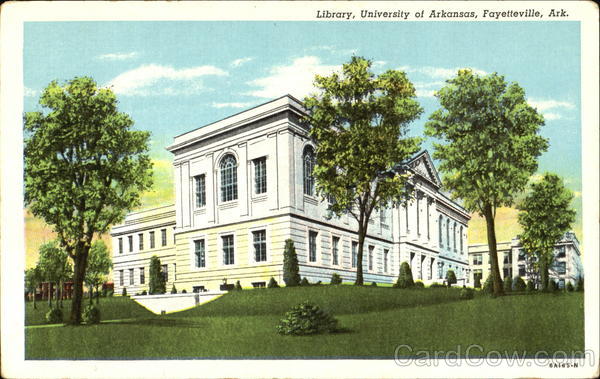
[138,233,144,251]
[332,236,339,266]
[119,270,124,286]
[195,174,206,208]
[368,245,374,271]
[351,241,358,268]
[556,246,566,258]
[139,267,145,284]
[150,231,155,249]
[161,229,167,247]
[222,235,235,265]
[253,230,267,262]
[473,254,482,265]
[194,239,206,268]
[308,231,318,263]
[556,261,566,274]
[173,263,176,281]
[161,264,168,282]
[474,269,483,288]
[518,249,526,261]
[518,265,526,277]
[129,268,134,285]
[503,252,512,264]
[253,157,267,194]
[383,249,389,273]
[128,236,133,252]
[118,238,123,254]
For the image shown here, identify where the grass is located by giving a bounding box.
[25,286,584,359]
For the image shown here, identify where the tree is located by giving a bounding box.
[38,241,72,308]
[394,262,414,288]
[282,239,301,286]
[512,276,526,292]
[24,77,153,324]
[25,266,43,310]
[330,273,342,285]
[85,241,112,305]
[446,270,457,287]
[518,173,575,292]
[149,255,166,295]
[425,70,548,296]
[304,57,423,285]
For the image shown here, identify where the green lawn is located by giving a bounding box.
[25,287,584,359]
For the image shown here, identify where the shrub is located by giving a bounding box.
[300,277,310,286]
[149,255,166,294]
[474,276,481,289]
[171,284,177,294]
[414,281,425,288]
[526,280,535,292]
[370,281,377,287]
[276,301,338,336]
[235,280,242,290]
[45,307,63,324]
[566,282,574,292]
[394,262,414,288]
[512,276,526,292]
[330,273,342,285]
[459,288,474,300]
[482,275,493,294]
[107,290,114,297]
[445,270,457,287]
[134,292,139,296]
[282,239,301,287]
[576,277,584,292]
[82,304,101,324]
[121,287,127,296]
[141,290,147,295]
[503,277,512,293]
[548,280,559,292]
[429,282,445,288]
[268,277,280,288]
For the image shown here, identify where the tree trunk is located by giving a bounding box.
[483,205,504,296]
[355,226,365,285]
[539,258,549,292]
[96,284,100,305]
[89,285,93,305]
[69,248,90,325]
[33,286,37,310]
[48,283,53,308]
[56,284,60,308]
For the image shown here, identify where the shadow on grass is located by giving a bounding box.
[114,317,204,328]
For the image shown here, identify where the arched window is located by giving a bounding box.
[460,226,464,254]
[453,222,457,251]
[220,154,237,202]
[303,146,315,196]
[438,215,443,247]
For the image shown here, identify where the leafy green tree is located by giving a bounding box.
[24,77,153,324]
[526,280,536,292]
[445,269,457,287]
[268,277,280,288]
[38,241,72,308]
[304,57,423,285]
[330,273,342,285]
[25,266,43,310]
[282,239,301,287]
[85,241,112,305]
[425,70,548,296]
[503,276,512,293]
[512,276,526,292]
[518,173,575,292]
[149,255,166,294]
[394,262,414,288]
[576,277,584,292]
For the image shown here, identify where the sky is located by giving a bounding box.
[23,21,582,266]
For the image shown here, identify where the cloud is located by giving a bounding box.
[246,56,340,99]
[527,98,576,121]
[211,102,254,109]
[98,52,138,61]
[399,65,488,80]
[105,64,228,96]
[230,57,253,67]
[24,87,39,97]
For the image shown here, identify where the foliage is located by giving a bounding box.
[518,173,575,292]
[428,282,446,288]
[181,289,187,294]
[82,304,101,324]
[566,282,574,292]
[122,287,127,296]
[170,284,177,294]
[276,301,339,336]
[394,262,414,288]
[576,277,584,292]
[45,307,63,324]
[141,290,147,295]
[370,282,377,287]
[482,275,494,294]
[85,241,111,304]
[282,239,301,287]
[235,281,242,290]
[25,266,43,309]
[425,70,548,296]
[445,270,457,287]
[414,281,425,288]
[330,273,342,285]
[474,276,481,289]
[107,290,114,297]
[24,77,153,324]
[526,280,536,292]
[548,280,559,292]
[304,56,423,285]
[149,256,166,294]
[300,277,310,286]
[512,276,526,292]
[459,288,475,300]
[267,277,280,288]
[503,277,513,293]
[38,241,72,286]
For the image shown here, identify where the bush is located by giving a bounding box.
[141,290,147,295]
[330,273,342,285]
[503,277,512,293]
[446,270,457,287]
[45,307,63,324]
[149,255,166,294]
[512,276,526,292]
[283,239,301,287]
[548,280,559,292]
[566,282,574,292]
[459,288,474,300]
[474,276,481,289]
[482,275,493,294]
[181,289,187,294]
[268,277,280,288]
[121,287,127,296]
[107,290,114,297]
[576,277,584,292]
[414,281,425,288]
[394,262,414,288]
[82,304,101,324]
[276,301,338,336]
[429,282,445,288]
[235,280,242,290]
[526,280,535,292]
[300,277,310,286]
[171,284,177,294]
[370,281,377,287]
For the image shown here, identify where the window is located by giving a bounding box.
[194,239,206,268]
[416,193,420,235]
[351,241,358,268]
[308,231,318,262]
[426,198,430,239]
[332,236,339,265]
[173,227,176,244]
[503,267,512,279]
[129,268,134,285]
[453,222,457,251]
[503,252,512,264]
[222,235,235,265]
[118,238,123,254]
[473,254,482,265]
[556,246,566,258]
[518,265,526,277]
[161,229,167,247]
[473,270,483,288]
[138,233,144,251]
[460,226,464,254]
[368,245,374,271]
[194,174,206,208]
[518,249,526,261]
[438,216,443,246]
[149,231,155,249]
[556,261,566,274]
[139,267,145,284]
[446,220,449,249]
[119,270,124,286]
[303,146,315,196]
[220,154,238,202]
[383,249,389,273]
[161,264,168,283]
[253,230,267,262]
[253,157,267,194]
[128,236,133,252]
[173,263,176,281]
